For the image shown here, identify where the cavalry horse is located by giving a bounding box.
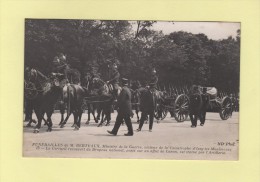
[59,84,85,130]
[24,68,49,127]
[89,77,119,127]
[24,69,66,133]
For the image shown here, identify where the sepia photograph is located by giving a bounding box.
[23,19,240,160]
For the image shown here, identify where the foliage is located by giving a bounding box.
[25,19,240,93]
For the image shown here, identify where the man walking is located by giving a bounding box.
[200,87,209,126]
[107,78,134,136]
[188,85,202,128]
[136,88,155,132]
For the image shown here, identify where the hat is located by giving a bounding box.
[202,87,207,93]
[122,78,128,86]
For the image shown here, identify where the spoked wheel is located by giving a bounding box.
[219,96,232,120]
[154,103,168,121]
[173,94,190,122]
[24,82,38,100]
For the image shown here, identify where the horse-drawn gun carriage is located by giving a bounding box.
[154,86,233,122]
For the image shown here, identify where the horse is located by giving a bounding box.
[59,84,85,130]
[24,68,49,127]
[130,88,141,123]
[90,77,117,127]
[81,74,102,125]
[28,72,66,133]
[57,64,81,126]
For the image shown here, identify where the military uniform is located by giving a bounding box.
[188,86,202,128]
[107,79,133,136]
[108,68,120,96]
[200,88,209,126]
[149,74,158,90]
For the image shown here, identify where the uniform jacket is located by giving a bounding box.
[189,93,202,115]
[149,75,158,87]
[117,86,132,115]
[108,70,120,85]
[201,93,210,111]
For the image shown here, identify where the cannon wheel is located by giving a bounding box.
[173,94,189,122]
[24,82,38,100]
[219,96,232,120]
[154,103,168,121]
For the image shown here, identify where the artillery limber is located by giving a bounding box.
[153,86,190,122]
[154,86,233,122]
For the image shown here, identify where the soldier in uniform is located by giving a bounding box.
[106,63,120,99]
[149,68,158,91]
[52,53,68,73]
[200,87,209,126]
[107,78,134,136]
[189,85,202,128]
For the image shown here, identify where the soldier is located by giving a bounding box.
[107,78,134,136]
[149,68,158,91]
[52,53,68,73]
[106,63,120,98]
[200,87,209,126]
[189,85,202,128]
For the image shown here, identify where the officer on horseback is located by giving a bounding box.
[149,68,158,92]
[52,53,68,73]
[106,62,120,99]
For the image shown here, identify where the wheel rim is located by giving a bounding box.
[219,97,232,120]
[174,94,189,122]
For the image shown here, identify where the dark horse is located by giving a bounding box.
[24,68,49,127]
[130,88,141,122]
[57,64,81,125]
[59,84,85,130]
[25,71,66,133]
[89,77,116,127]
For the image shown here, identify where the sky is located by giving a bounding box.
[131,21,240,40]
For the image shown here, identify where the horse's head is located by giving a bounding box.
[25,68,38,82]
[50,73,66,88]
[90,77,109,95]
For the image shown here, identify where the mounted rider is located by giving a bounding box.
[52,53,68,73]
[106,62,120,99]
[149,68,158,92]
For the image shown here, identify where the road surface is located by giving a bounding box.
[23,111,239,160]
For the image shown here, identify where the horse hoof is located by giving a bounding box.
[26,124,31,127]
[97,123,102,127]
[32,120,37,124]
[105,123,110,126]
[95,120,98,123]
[33,129,39,133]
[74,126,79,130]
[85,122,89,125]
[71,124,75,127]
